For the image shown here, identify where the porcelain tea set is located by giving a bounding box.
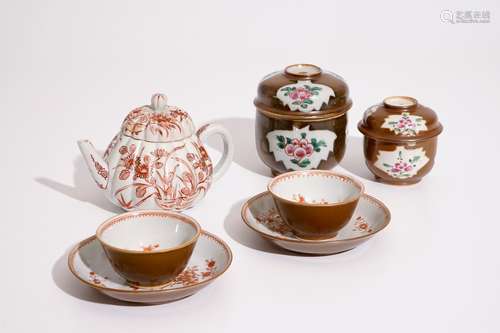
[69,64,443,303]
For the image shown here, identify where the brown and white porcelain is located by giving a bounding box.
[96,210,201,288]
[241,191,390,255]
[358,96,443,185]
[254,64,352,175]
[267,170,364,240]
[68,231,232,304]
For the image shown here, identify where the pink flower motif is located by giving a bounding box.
[305,144,313,156]
[299,139,308,148]
[294,147,306,159]
[285,144,295,156]
[289,88,312,101]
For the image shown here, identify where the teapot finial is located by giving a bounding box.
[151,93,168,111]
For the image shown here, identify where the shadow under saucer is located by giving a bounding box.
[223,198,322,257]
[52,248,140,306]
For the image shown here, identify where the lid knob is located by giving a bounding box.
[383,96,417,109]
[284,64,322,78]
[151,93,168,111]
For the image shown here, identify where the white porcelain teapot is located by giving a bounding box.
[78,93,233,211]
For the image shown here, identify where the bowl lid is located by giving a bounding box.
[254,64,352,120]
[120,94,195,142]
[358,96,443,142]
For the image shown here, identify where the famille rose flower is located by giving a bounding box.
[284,138,314,161]
[391,162,413,173]
[289,87,312,101]
[285,144,295,155]
[293,147,307,159]
[398,118,415,129]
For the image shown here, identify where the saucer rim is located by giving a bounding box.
[67,230,233,294]
[241,191,391,244]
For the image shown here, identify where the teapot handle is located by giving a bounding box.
[196,123,234,182]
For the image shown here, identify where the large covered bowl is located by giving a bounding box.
[254,64,352,175]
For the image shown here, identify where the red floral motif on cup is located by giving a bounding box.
[141,243,160,252]
[113,142,212,210]
[122,107,189,139]
[292,193,329,204]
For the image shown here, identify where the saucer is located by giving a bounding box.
[241,191,390,254]
[68,231,232,304]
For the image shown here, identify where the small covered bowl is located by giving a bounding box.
[358,96,443,185]
[254,64,352,175]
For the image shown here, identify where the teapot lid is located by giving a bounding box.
[358,96,443,142]
[254,64,352,120]
[120,94,195,142]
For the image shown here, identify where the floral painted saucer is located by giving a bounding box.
[68,231,232,304]
[241,192,390,255]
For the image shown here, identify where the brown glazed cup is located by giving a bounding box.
[268,170,364,240]
[96,210,201,288]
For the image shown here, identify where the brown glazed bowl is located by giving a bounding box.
[267,170,364,240]
[96,210,201,288]
[358,96,443,185]
[254,64,352,176]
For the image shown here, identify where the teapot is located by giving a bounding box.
[78,93,234,211]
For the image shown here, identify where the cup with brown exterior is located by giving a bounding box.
[96,210,201,288]
[267,170,364,240]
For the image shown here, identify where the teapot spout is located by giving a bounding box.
[77,140,109,190]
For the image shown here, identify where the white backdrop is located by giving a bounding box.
[2,0,500,332]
